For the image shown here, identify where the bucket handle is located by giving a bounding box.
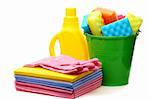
[136,30,141,36]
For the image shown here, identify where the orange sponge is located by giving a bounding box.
[92,7,117,24]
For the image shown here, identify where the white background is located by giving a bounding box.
[0,0,150,99]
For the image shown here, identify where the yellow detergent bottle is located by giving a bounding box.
[49,8,89,60]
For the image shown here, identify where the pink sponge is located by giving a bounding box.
[117,15,125,20]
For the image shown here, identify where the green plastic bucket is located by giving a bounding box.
[85,33,137,86]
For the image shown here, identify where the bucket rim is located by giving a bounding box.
[84,33,138,40]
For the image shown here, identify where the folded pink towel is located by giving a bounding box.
[25,55,101,74]
[16,80,102,99]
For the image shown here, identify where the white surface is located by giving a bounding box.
[0,0,150,99]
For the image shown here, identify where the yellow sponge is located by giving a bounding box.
[14,67,93,83]
[88,11,104,36]
[127,13,143,33]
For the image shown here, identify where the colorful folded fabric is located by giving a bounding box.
[24,55,101,74]
[14,67,93,82]
[14,56,103,98]
[15,69,102,91]
[15,76,101,94]
[14,70,102,98]
[16,80,101,98]
[16,82,74,98]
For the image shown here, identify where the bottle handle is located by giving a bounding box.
[49,33,59,56]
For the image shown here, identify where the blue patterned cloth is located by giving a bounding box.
[102,18,133,36]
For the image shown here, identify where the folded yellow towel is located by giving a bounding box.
[14,67,93,83]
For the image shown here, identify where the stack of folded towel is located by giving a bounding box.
[14,55,103,98]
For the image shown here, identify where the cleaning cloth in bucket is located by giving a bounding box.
[127,13,143,33]
[81,15,91,33]
[101,18,133,36]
